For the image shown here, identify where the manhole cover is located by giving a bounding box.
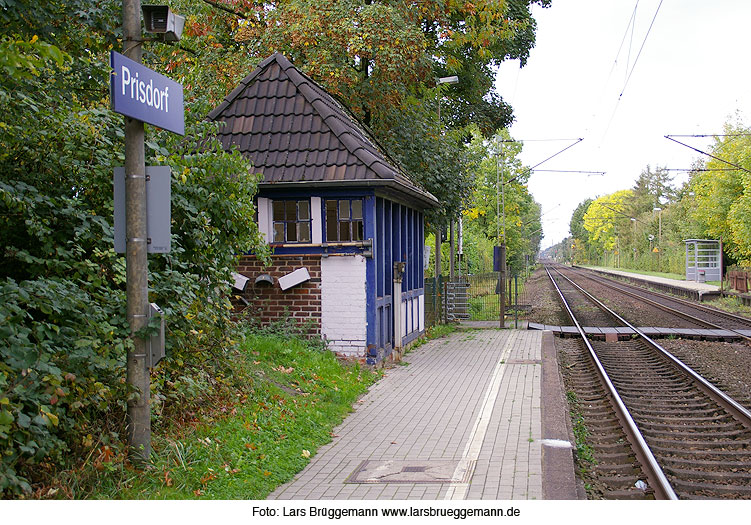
[345,460,475,484]
[505,359,541,365]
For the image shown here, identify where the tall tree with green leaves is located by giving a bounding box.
[173,0,551,224]
[629,165,676,214]
[462,128,542,273]
[689,121,751,264]
[582,190,634,254]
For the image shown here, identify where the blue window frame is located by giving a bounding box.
[272,199,311,243]
[325,198,364,242]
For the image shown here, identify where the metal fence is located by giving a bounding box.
[424,273,529,327]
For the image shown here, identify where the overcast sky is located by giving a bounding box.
[495,0,751,249]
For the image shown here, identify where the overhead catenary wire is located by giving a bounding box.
[664,168,738,172]
[664,135,751,174]
[624,0,639,87]
[532,169,606,176]
[620,0,664,98]
[600,0,663,145]
[666,134,751,138]
[490,137,585,185]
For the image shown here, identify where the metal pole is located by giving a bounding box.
[501,243,506,326]
[123,0,151,463]
[720,238,724,295]
[514,275,518,329]
[449,221,455,280]
[658,210,662,272]
[435,227,441,323]
[458,216,463,278]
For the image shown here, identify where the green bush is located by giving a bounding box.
[0,57,266,495]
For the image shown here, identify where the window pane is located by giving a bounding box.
[326,201,338,241]
[340,221,351,242]
[273,201,285,221]
[298,222,311,242]
[354,220,364,241]
[287,223,297,242]
[285,200,297,221]
[351,199,363,220]
[273,223,285,242]
[326,220,338,241]
[339,200,350,220]
[298,200,309,220]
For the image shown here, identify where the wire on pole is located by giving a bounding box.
[665,135,751,174]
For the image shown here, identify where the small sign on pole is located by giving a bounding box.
[114,166,171,253]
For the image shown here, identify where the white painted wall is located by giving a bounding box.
[401,296,423,338]
[257,197,272,242]
[321,255,367,356]
[311,196,322,244]
[418,294,424,332]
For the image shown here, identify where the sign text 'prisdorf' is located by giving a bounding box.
[110,51,184,135]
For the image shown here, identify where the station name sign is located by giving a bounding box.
[110,51,184,135]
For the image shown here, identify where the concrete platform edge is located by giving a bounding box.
[540,330,582,499]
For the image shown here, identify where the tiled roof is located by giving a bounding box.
[208,53,437,208]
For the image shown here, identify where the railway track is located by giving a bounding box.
[563,265,751,336]
[546,264,751,499]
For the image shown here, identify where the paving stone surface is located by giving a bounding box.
[269,329,544,500]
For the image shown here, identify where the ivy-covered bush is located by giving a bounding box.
[0,50,266,495]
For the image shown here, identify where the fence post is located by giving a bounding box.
[514,275,518,329]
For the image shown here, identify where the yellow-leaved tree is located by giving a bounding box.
[583,190,635,254]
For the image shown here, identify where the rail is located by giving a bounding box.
[550,264,751,427]
[544,265,679,500]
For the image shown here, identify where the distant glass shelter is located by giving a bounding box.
[685,239,721,282]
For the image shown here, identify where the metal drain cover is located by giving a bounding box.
[345,460,474,484]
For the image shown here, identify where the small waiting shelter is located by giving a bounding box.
[685,239,722,282]
[209,53,438,364]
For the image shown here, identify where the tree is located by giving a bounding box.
[462,128,542,273]
[689,121,751,264]
[0,0,268,495]
[629,165,676,214]
[171,0,551,223]
[569,198,592,244]
[582,190,634,254]
[569,198,592,263]
[221,0,550,129]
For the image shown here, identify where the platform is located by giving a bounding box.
[268,329,578,500]
[528,322,750,341]
[577,266,721,301]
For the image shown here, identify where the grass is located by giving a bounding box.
[466,275,527,321]
[469,294,500,321]
[709,295,751,316]
[410,322,459,350]
[75,328,379,499]
[565,391,596,470]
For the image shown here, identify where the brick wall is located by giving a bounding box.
[235,254,322,335]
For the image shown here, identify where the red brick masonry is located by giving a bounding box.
[235,254,322,335]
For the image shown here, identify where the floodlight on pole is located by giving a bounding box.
[653,207,662,248]
[436,75,459,280]
[142,5,185,42]
[437,75,459,85]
